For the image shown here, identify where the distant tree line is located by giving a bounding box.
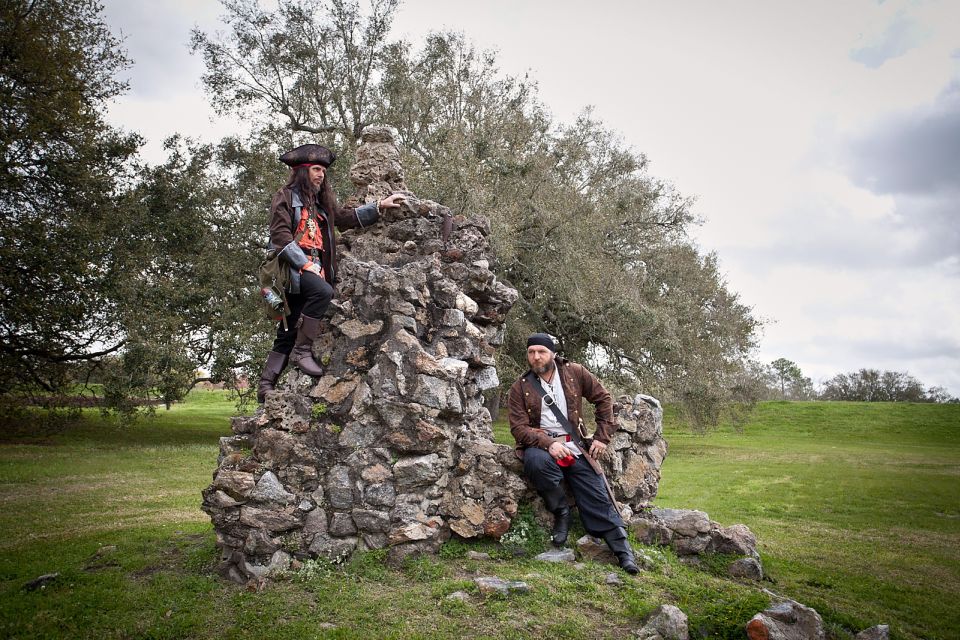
[752,359,957,403]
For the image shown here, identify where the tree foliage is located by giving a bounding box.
[820,369,953,403]
[769,358,813,400]
[0,0,141,396]
[190,0,761,428]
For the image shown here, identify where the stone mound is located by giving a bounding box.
[202,125,668,583]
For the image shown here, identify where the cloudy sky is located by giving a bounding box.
[102,0,960,395]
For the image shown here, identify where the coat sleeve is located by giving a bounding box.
[269,190,295,250]
[332,201,379,231]
[508,378,559,451]
[576,364,617,443]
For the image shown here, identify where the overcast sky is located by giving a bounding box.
[102,0,960,395]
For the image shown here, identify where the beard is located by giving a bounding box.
[532,359,555,376]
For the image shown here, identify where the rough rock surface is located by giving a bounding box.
[201,125,669,582]
[629,507,761,570]
[854,625,889,640]
[729,557,764,581]
[535,548,576,563]
[635,604,690,640]
[746,600,825,640]
[599,393,669,520]
[474,576,530,596]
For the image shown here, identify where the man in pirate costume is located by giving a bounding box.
[508,333,639,574]
[257,144,404,402]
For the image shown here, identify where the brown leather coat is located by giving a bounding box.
[269,187,373,285]
[507,357,617,474]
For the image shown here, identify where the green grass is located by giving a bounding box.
[0,395,957,639]
[657,402,960,640]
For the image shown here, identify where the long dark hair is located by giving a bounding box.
[285,166,339,216]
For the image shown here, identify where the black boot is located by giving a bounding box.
[257,351,288,403]
[290,314,325,376]
[539,485,572,547]
[603,527,639,574]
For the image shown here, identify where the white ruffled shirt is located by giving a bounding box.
[537,371,582,457]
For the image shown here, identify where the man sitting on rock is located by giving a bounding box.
[508,333,639,574]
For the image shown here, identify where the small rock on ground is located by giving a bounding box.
[535,548,576,563]
[466,551,491,560]
[22,573,59,591]
[855,625,890,640]
[635,604,689,640]
[728,557,763,580]
[474,576,530,596]
[746,600,824,640]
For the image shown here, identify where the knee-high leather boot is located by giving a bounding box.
[539,484,572,547]
[257,351,288,403]
[290,314,325,376]
[603,527,639,574]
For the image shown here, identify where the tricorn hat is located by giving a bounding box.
[279,144,336,168]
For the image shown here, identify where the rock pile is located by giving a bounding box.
[201,125,674,583]
[600,394,669,520]
[203,126,525,581]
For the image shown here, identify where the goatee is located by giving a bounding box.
[533,360,555,376]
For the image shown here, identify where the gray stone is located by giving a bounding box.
[474,576,530,596]
[413,375,463,413]
[855,625,890,640]
[243,529,280,555]
[728,557,764,580]
[466,551,491,560]
[652,508,711,537]
[746,600,825,640]
[250,471,295,504]
[393,454,443,488]
[605,572,623,586]
[22,573,59,591]
[673,534,711,556]
[352,508,391,533]
[441,309,465,326]
[710,523,759,558]
[474,366,499,391]
[327,466,354,509]
[238,506,300,532]
[364,482,397,507]
[240,550,291,579]
[636,604,689,640]
[302,509,327,537]
[329,512,357,536]
[446,591,471,601]
[535,548,576,563]
[309,534,358,562]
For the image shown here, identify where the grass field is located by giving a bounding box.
[0,394,957,639]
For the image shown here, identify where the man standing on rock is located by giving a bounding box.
[508,333,639,574]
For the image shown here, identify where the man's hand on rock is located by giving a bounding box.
[378,193,405,210]
[589,440,607,458]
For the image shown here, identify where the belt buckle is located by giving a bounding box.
[543,394,555,407]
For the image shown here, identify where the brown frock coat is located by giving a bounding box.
[269,186,373,285]
[507,357,617,475]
